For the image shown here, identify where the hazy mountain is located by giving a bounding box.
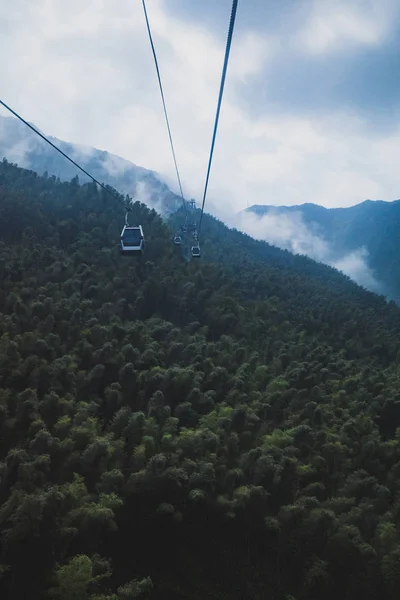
[2,113,399,301]
[0,115,182,215]
[244,200,400,302]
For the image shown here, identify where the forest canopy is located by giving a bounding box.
[1,159,400,599]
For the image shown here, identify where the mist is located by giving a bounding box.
[226,208,384,294]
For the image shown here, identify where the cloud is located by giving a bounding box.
[231,210,329,260]
[298,0,397,55]
[1,0,400,218]
[232,209,383,293]
[97,152,138,179]
[135,180,153,207]
[0,136,33,166]
[332,247,382,292]
[0,116,39,165]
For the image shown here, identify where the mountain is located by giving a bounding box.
[245,200,400,302]
[4,113,398,301]
[0,115,182,215]
[2,160,400,599]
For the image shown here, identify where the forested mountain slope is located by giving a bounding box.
[2,160,400,599]
[171,207,396,341]
[0,115,182,215]
[246,200,400,301]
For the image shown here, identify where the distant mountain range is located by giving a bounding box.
[0,115,182,216]
[245,202,400,302]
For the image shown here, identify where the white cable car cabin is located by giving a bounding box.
[120,225,145,255]
[191,243,201,258]
[174,234,182,245]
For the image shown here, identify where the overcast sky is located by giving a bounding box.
[1,0,400,212]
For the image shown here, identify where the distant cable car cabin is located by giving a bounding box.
[191,243,201,258]
[120,224,145,256]
[174,234,182,245]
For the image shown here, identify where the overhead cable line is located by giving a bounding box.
[197,0,238,239]
[0,99,125,205]
[141,0,188,218]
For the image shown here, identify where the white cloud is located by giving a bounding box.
[99,153,133,178]
[299,0,397,54]
[332,247,381,292]
[232,209,383,293]
[232,210,330,261]
[1,0,400,218]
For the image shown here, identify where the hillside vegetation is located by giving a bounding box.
[2,159,400,599]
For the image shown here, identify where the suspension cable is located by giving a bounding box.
[197,0,238,239]
[0,99,130,210]
[141,0,187,218]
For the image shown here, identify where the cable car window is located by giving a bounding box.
[123,228,142,245]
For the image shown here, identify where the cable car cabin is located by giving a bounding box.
[120,225,145,255]
[174,234,182,245]
[191,243,201,258]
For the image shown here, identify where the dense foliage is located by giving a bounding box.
[2,159,400,599]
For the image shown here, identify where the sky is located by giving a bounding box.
[2,0,400,215]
